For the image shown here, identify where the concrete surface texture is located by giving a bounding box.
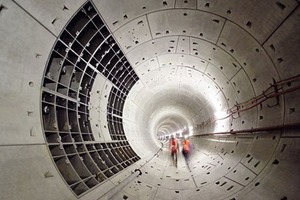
[0,0,299,200]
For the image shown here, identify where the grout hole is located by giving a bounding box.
[205,3,210,7]
[277,58,283,63]
[276,2,286,10]
[246,21,252,28]
[199,33,203,37]
[227,186,234,191]
[280,197,287,200]
[63,5,69,10]
[183,13,187,16]
[29,81,34,87]
[0,4,8,12]
[51,17,58,24]
[289,108,295,113]
[255,182,260,187]
[245,177,249,180]
[123,14,128,19]
[163,1,168,6]
[248,157,253,163]
[270,44,275,51]
[272,159,279,165]
[220,182,227,186]
[123,195,128,199]
[254,161,260,168]
[259,116,263,120]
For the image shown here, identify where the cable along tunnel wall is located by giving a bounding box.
[41,1,140,196]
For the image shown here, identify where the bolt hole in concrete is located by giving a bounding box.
[273,159,279,165]
[227,186,234,191]
[280,144,286,153]
[29,81,34,87]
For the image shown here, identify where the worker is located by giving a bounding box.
[182,137,191,163]
[169,135,179,167]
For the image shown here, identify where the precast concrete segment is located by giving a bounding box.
[0,0,300,200]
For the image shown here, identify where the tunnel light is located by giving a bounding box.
[206,138,236,143]
[188,126,193,136]
[179,131,182,138]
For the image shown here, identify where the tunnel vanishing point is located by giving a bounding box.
[0,0,300,200]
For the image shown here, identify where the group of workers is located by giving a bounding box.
[169,136,191,167]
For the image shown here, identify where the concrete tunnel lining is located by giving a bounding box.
[0,0,300,200]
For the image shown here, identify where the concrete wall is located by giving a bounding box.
[0,0,299,200]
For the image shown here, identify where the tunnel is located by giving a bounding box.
[1,0,300,199]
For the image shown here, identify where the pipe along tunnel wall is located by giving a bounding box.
[0,0,300,200]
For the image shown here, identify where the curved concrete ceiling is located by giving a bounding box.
[0,0,300,200]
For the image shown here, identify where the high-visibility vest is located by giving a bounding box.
[183,139,190,152]
[170,139,177,152]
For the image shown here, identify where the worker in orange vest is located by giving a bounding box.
[182,137,191,162]
[169,136,179,167]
